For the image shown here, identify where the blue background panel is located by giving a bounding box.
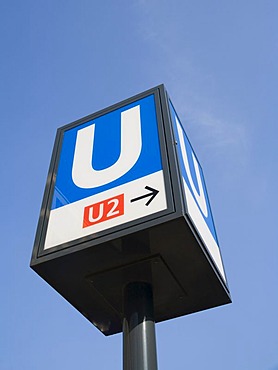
[169,102,218,244]
[52,94,162,209]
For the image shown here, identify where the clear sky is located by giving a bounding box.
[1,1,277,369]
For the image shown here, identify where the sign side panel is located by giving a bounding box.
[169,101,227,282]
[38,89,174,254]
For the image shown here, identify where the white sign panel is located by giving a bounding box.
[44,95,167,250]
[170,102,226,282]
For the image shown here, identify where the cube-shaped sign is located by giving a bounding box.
[31,85,231,335]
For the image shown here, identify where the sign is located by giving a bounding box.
[31,85,231,337]
[169,102,226,281]
[44,94,167,250]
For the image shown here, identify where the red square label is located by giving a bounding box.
[83,194,124,228]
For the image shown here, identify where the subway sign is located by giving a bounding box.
[31,85,231,336]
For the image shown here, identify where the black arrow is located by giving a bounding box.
[130,186,159,206]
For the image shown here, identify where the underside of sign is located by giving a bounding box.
[31,85,231,336]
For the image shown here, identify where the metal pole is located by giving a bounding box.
[123,282,158,370]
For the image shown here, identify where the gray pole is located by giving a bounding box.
[123,282,158,370]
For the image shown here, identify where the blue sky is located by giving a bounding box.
[1,1,278,369]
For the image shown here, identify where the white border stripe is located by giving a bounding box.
[44,171,167,249]
[183,179,226,282]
